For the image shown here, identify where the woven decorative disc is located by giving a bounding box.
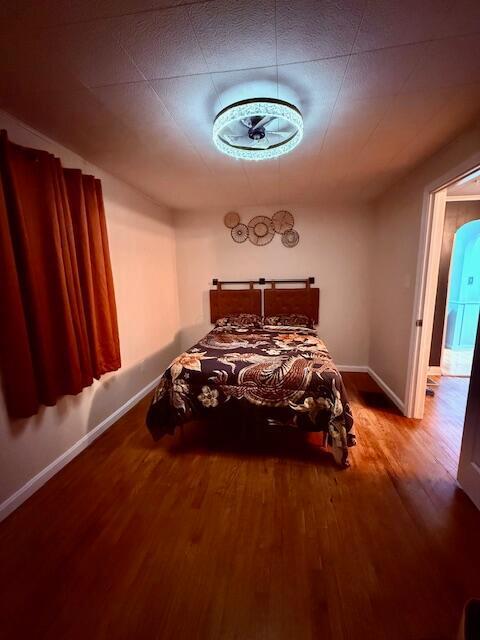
[248,216,275,246]
[224,211,240,229]
[281,228,299,248]
[272,210,294,234]
[231,223,249,243]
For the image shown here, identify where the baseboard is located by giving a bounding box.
[336,365,369,373]
[337,365,406,413]
[428,366,442,376]
[367,367,406,414]
[0,375,161,523]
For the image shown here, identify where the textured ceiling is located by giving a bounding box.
[1,0,480,209]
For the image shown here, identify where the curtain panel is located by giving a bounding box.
[0,130,121,419]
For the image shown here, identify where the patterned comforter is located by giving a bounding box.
[146,324,355,466]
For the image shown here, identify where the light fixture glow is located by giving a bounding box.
[213,98,303,161]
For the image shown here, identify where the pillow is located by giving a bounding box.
[263,314,314,329]
[215,313,262,328]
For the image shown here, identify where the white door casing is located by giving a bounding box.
[405,189,447,419]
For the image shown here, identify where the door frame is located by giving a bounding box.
[405,155,480,419]
[405,188,447,419]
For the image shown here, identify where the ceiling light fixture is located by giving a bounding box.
[213,98,303,161]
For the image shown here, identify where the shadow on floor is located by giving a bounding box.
[357,389,401,414]
[143,418,343,469]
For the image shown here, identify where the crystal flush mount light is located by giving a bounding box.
[212,98,303,161]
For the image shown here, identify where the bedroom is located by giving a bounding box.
[1,1,480,638]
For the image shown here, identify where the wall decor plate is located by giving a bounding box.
[248,216,275,246]
[281,228,299,248]
[224,211,240,229]
[272,210,294,234]
[231,223,249,243]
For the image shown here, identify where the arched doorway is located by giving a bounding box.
[443,220,480,376]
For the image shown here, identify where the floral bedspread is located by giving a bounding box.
[146,325,355,466]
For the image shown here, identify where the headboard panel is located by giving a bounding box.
[264,287,319,324]
[210,288,262,323]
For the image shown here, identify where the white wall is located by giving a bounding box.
[0,111,180,513]
[175,205,373,367]
[370,122,480,404]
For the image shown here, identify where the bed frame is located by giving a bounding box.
[210,277,319,324]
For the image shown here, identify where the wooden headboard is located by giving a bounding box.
[264,286,319,324]
[210,278,319,324]
[210,286,261,323]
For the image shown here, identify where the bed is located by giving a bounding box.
[146,279,355,467]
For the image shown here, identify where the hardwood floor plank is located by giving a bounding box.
[0,374,479,639]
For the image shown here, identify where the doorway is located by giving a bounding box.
[406,166,480,509]
[408,174,480,419]
[442,219,480,376]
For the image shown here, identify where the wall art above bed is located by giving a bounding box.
[223,210,299,247]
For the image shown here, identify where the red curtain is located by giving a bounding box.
[0,130,121,419]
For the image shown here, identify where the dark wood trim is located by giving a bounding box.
[212,277,314,287]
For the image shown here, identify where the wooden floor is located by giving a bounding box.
[1,373,479,640]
